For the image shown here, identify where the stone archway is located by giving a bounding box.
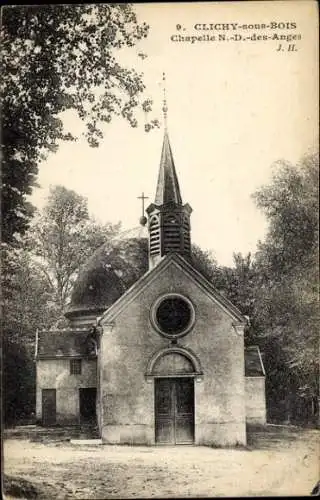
[145,346,203,380]
[145,347,203,445]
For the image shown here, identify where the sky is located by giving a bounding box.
[30,1,318,266]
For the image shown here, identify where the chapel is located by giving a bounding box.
[36,105,266,446]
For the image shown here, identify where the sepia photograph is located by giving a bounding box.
[2,1,319,498]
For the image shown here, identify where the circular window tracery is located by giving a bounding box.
[151,294,195,338]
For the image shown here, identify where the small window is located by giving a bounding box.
[70,359,82,375]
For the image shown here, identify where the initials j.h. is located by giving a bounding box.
[277,43,297,52]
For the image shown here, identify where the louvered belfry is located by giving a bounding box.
[146,130,192,269]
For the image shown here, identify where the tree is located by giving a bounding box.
[1,4,158,244]
[252,152,319,424]
[2,244,57,424]
[2,184,120,423]
[28,185,120,311]
[253,152,318,275]
[218,252,259,345]
[191,244,225,286]
[218,253,256,314]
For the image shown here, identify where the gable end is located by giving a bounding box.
[99,254,246,325]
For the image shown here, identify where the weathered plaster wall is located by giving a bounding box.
[36,358,97,424]
[100,260,246,446]
[245,377,266,424]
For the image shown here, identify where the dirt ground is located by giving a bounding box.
[3,425,319,499]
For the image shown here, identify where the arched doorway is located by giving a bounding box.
[146,347,203,444]
[155,377,194,444]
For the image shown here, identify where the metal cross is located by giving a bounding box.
[137,192,149,216]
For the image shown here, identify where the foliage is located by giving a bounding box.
[2,244,58,342]
[1,4,157,244]
[2,185,120,423]
[192,152,319,423]
[216,253,258,345]
[3,336,36,425]
[2,244,55,423]
[253,153,318,275]
[191,244,223,285]
[252,152,319,422]
[27,185,121,311]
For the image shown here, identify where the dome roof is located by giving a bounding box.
[65,226,149,319]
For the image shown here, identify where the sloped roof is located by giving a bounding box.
[245,346,265,376]
[64,236,149,319]
[154,131,183,205]
[36,328,95,359]
[100,253,246,325]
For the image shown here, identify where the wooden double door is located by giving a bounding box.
[155,377,194,444]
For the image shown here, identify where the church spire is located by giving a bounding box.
[154,73,182,206]
[154,132,183,206]
[146,73,192,269]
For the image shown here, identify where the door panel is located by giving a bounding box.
[155,378,194,444]
[175,378,194,443]
[175,415,194,443]
[176,378,194,414]
[42,389,56,426]
[155,379,174,443]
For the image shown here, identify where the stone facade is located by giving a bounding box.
[36,358,97,425]
[245,377,267,424]
[98,254,247,446]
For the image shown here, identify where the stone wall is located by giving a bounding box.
[100,259,246,446]
[245,377,266,424]
[36,358,97,424]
